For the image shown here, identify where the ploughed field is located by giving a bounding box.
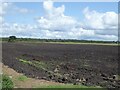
[2,42,119,88]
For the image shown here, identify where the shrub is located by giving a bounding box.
[2,74,14,88]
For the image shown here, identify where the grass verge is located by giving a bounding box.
[36,84,104,89]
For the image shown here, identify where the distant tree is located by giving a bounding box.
[8,36,17,42]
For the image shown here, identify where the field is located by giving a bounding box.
[2,42,119,88]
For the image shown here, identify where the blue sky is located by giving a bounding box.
[1,1,118,41]
[4,2,118,24]
[55,2,118,18]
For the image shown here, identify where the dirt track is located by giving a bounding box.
[2,42,119,88]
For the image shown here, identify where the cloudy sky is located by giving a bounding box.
[1,0,118,41]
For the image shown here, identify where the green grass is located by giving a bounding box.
[18,58,47,70]
[16,40,118,46]
[4,39,118,46]
[43,42,118,46]
[2,74,14,88]
[36,84,104,89]
[2,37,119,46]
[14,41,118,46]
[33,61,47,70]
[16,75,28,82]
[19,59,32,64]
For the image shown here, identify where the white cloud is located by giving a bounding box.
[0,2,12,38]
[0,2,35,37]
[83,7,118,30]
[1,1,118,41]
[0,2,12,24]
[81,7,118,41]
[2,23,38,37]
[0,3,12,15]
[37,0,77,31]
[102,12,118,29]
[36,1,118,41]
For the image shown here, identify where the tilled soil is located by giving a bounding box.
[2,42,120,88]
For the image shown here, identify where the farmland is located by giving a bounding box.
[2,42,119,88]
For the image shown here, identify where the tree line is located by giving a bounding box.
[1,36,119,44]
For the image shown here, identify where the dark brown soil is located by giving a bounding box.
[2,42,119,88]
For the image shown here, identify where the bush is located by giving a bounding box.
[2,74,14,88]
[8,36,17,42]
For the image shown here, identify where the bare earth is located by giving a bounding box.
[2,64,63,88]
[2,42,120,88]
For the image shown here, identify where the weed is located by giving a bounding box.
[17,75,28,82]
[19,59,32,65]
[18,58,47,70]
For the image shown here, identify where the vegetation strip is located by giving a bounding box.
[18,58,47,70]
[1,36,119,46]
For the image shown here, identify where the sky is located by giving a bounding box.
[0,0,118,41]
